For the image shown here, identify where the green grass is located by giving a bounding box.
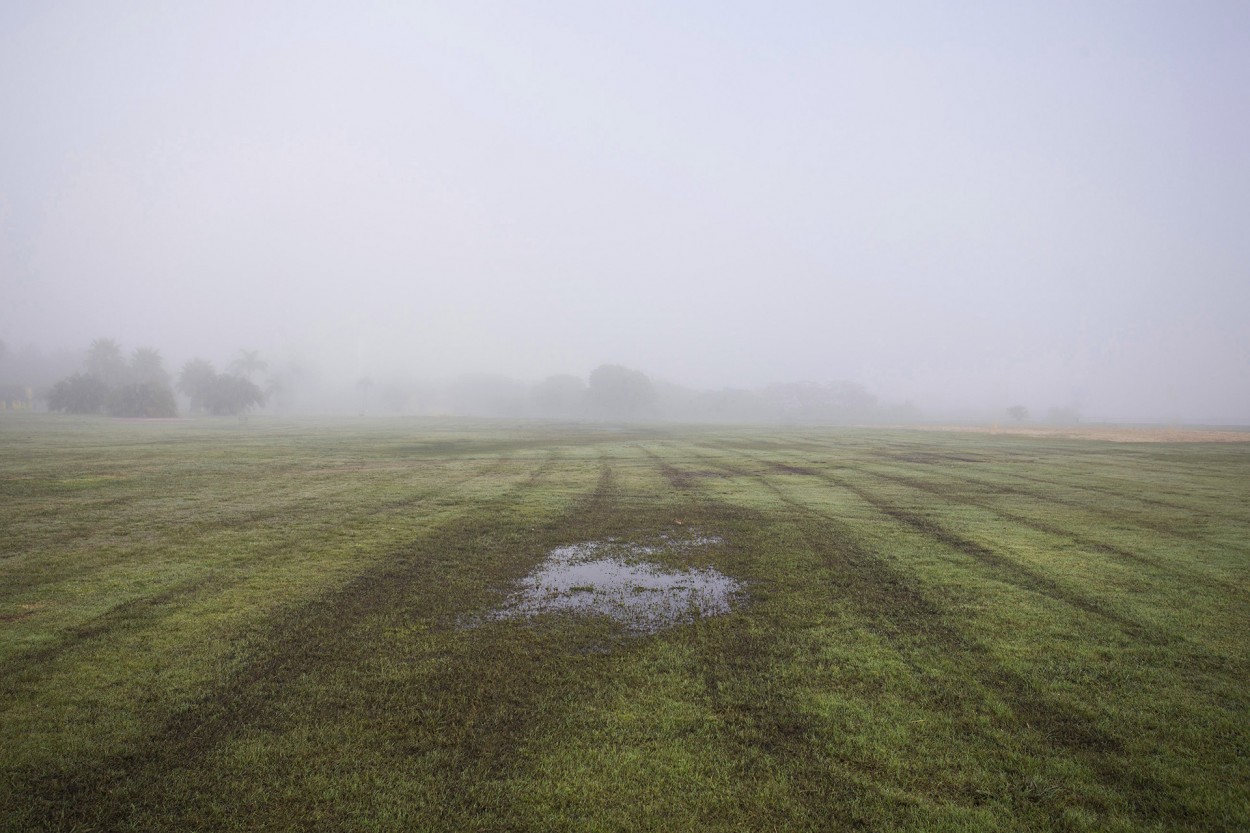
[1,414,1247,831]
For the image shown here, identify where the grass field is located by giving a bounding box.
[1,415,1247,832]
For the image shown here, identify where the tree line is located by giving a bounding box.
[13,338,918,423]
[45,338,265,417]
[374,365,914,424]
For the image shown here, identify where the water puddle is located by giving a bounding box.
[485,534,742,634]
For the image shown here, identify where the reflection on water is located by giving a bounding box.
[487,535,742,634]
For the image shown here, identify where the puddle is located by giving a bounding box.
[485,534,742,634]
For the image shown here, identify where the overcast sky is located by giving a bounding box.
[2,1,1247,419]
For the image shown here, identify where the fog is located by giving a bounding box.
[2,2,1248,422]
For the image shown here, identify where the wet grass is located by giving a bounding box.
[1,414,1248,831]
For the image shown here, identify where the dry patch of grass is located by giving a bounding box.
[918,424,1250,443]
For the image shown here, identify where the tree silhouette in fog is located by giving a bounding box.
[129,347,170,387]
[177,359,217,413]
[203,374,265,415]
[47,374,109,413]
[587,365,657,419]
[229,349,267,382]
[531,374,587,419]
[85,338,126,387]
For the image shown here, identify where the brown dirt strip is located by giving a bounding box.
[913,425,1250,443]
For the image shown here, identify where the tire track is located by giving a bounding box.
[665,450,1201,826]
[637,443,866,825]
[13,452,573,830]
[854,467,1159,567]
[695,442,1173,638]
[850,465,1249,598]
[0,456,523,675]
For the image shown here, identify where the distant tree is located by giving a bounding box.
[85,338,126,387]
[1006,405,1029,422]
[177,359,218,413]
[763,381,831,421]
[826,381,877,416]
[587,364,657,419]
[229,349,267,382]
[105,383,177,418]
[129,347,170,387]
[531,374,587,419]
[203,374,265,416]
[0,338,7,363]
[47,373,109,414]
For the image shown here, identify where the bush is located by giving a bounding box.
[203,374,264,415]
[587,364,657,419]
[46,374,109,414]
[105,383,178,418]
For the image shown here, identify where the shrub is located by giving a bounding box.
[46,374,109,414]
[105,383,178,418]
[203,374,265,415]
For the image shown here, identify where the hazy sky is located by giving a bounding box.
[2,1,1248,419]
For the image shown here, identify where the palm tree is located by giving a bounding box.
[85,338,126,387]
[204,375,265,416]
[228,349,267,382]
[129,347,170,387]
[177,359,217,413]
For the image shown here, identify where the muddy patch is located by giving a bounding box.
[485,535,742,634]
